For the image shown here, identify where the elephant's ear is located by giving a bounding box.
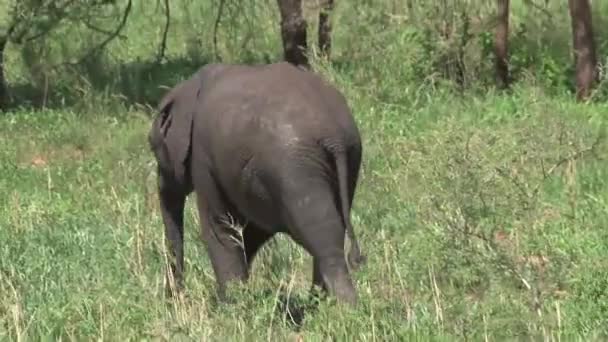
[154,83,195,183]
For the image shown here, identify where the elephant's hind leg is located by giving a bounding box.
[282,182,357,305]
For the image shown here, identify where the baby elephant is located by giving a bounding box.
[148,62,365,305]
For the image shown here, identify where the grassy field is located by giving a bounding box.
[1,0,608,340]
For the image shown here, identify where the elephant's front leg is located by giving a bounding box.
[195,195,248,301]
[158,174,187,298]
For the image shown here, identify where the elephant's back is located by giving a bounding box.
[201,63,355,136]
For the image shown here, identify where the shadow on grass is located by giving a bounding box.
[201,285,324,330]
[2,56,210,113]
[0,54,358,114]
[274,291,323,329]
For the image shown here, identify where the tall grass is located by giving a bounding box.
[1,0,607,340]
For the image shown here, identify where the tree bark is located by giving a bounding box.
[277,0,308,68]
[568,0,598,101]
[0,36,8,110]
[495,0,510,88]
[318,0,334,60]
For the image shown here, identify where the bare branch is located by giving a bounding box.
[82,20,127,39]
[522,0,553,18]
[531,132,603,195]
[11,0,79,44]
[68,0,133,66]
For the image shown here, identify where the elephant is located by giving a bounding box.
[148,61,365,305]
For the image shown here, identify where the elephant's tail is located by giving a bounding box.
[334,152,366,271]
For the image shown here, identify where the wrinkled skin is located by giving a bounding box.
[148,62,365,305]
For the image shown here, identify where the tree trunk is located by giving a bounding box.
[495,0,510,88]
[568,0,598,101]
[0,36,8,110]
[318,0,334,60]
[276,0,308,68]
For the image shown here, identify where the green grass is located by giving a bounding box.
[1,0,608,340]
[2,83,607,341]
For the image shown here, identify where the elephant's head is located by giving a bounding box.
[148,79,198,186]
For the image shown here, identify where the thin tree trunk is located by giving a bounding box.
[156,0,170,63]
[456,9,470,88]
[276,0,308,68]
[568,0,598,101]
[318,0,334,60]
[495,0,510,88]
[0,36,8,110]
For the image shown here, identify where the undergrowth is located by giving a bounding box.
[1,0,608,340]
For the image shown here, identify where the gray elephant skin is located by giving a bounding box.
[148,61,365,305]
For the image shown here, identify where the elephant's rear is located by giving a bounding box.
[197,61,364,266]
[243,82,363,276]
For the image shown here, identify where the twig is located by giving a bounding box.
[522,0,553,18]
[82,20,127,39]
[428,265,444,327]
[12,0,79,44]
[531,133,603,196]
[495,166,534,206]
[430,198,533,292]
